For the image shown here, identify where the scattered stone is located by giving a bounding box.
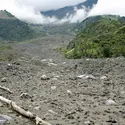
[51,86,57,90]
[77,75,86,79]
[121,91,125,96]
[20,93,32,99]
[7,63,12,66]
[54,75,60,78]
[105,99,116,105]
[117,56,124,60]
[41,59,47,62]
[100,76,107,80]
[62,62,66,64]
[85,75,95,80]
[77,74,95,80]
[48,62,57,66]
[86,59,90,61]
[41,59,53,62]
[28,105,32,108]
[13,61,20,65]
[34,106,40,110]
[48,109,58,115]
[1,77,7,82]
[84,121,91,124]
[41,75,49,80]
[67,90,72,95]
[7,110,13,113]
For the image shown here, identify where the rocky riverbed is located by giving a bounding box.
[0,35,125,125]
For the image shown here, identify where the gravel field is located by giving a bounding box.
[0,35,125,125]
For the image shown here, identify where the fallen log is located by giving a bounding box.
[0,96,51,125]
[0,86,13,94]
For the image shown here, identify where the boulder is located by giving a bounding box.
[1,77,7,82]
[41,75,49,80]
[77,74,95,80]
[105,99,116,105]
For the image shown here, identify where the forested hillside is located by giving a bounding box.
[0,10,35,41]
[66,15,125,58]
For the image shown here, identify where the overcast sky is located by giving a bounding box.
[0,0,86,11]
[0,0,87,23]
[88,0,125,17]
[0,0,125,24]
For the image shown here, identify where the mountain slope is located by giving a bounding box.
[0,10,16,19]
[41,0,98,19]
[0,10,35,41]
[65,15,125,58]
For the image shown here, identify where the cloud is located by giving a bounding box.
[1,0,125,24]
[88,0,125,17]
[0,0,87,24]
[60,7,87,23]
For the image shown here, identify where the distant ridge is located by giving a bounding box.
[41,0,98,19]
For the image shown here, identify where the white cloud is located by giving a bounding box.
[88,0,125,17]
[0,0,125,24]
[0,0,87,24]
[60,7,87,23]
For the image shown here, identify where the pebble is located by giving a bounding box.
[48,62,57,66]
[7,63,12,66]
[85,75,95,80]
[34,106,40,110]
[86,59,90,61]
[77,74,95,80]
[51,86,57,90]
[41,75,49,80]
[20,93,32,99]
[48,109,58,115]
[67,90,72,95]
[120,91,125,95]
[1,77,7,82]
[105,99,116,105]
[100,76,107,80]
[84,121,91,124]
[62,62,66,64]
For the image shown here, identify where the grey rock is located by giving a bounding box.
[77,74,96,80]
[105,99,116,105]
[20,93,32,99]
[41,74,49,80]
[1,77,7,82]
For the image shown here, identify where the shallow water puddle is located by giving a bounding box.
[0,114,12,124]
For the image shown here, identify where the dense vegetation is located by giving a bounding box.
[0,19,35,41]
[0,10,36,42]
[66,15,125,58]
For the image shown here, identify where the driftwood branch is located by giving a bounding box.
[0,96,51,125]
[0,86,13,94]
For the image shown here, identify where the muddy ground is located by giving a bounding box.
[0,35,125,125]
